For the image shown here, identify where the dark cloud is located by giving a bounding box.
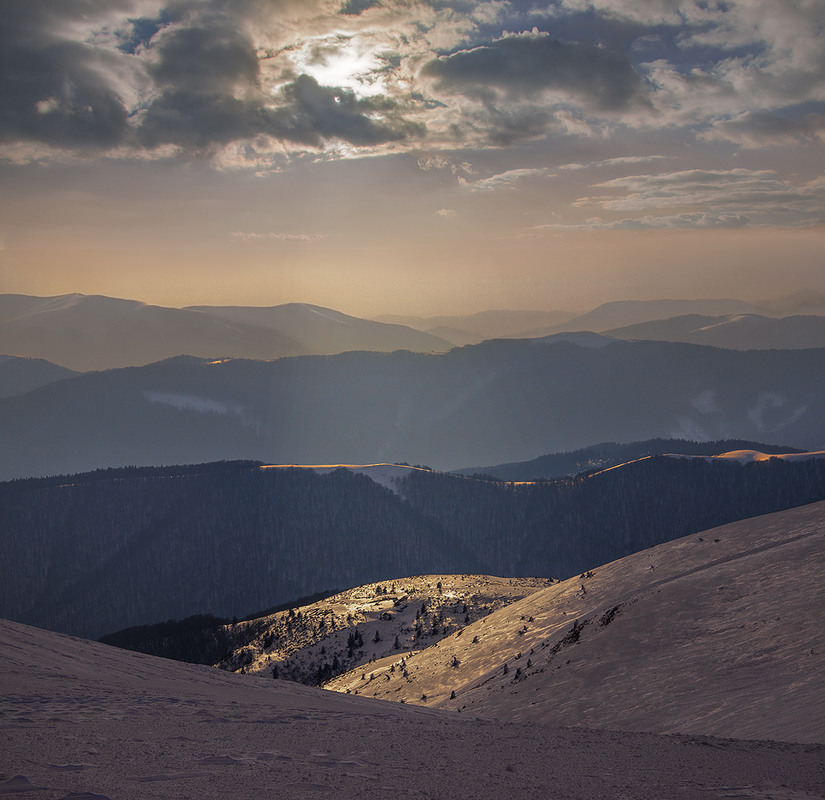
[276,75,421,147]
[340,0,382,15]
[474,105,559,146]
[709,110,825,147]
[138,75,422,151]
[422,32,648,112]
[147,16,260,93]
[136,90,256,150]
[1,1,422,156]
[0,2,132,148]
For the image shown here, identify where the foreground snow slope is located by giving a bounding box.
[2,618,824,800]
[327,500,825,744]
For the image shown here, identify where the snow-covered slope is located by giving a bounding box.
[326,501,825,744]
[3,616,824,800]
[218,574,554,683]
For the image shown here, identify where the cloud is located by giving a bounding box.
[146,13,260,94]
[0,2,139,149]
[1,0,425,158]
[1,0,823,164]
[232,231,327,243]
[564,168,825,228]
[275,74,424,147]
[416,155,475,177]
[136,59,422,151]
[340,0,382,15]
[416,27,654,144]
[704,110,825,148]
[537,212,751,231]
[583,169,810,211]
[469,167,555,191]
[422,30,649,112]
[560,155,670,171]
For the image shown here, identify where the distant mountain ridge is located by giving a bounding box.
[605,313,825,350]
[6,294,821,367]
[0,293,450,371]
[373,309,576,344]
[381,299,781,344]
[0,355,78,399]
[1,337,823,480]
[456,438,805,480]
[531,298,771,336]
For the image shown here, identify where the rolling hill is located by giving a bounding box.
[325,500,825,744]
[374,308,576,344]
[509,298,772,338]
[104,575,554,684]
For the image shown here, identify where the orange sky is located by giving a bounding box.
[2,1,824,316]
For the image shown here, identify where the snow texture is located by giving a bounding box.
[327,501,825,745]
[2,611,825,799]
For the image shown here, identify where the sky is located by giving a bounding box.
[1,0,824,316]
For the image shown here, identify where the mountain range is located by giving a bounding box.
[1,336,823,480]
[4,294,824,376]
[0,293,450,371]
[456,437,804,480]
[381,297,825,344]
[605,313,825,350]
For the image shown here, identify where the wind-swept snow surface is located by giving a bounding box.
[327,501,825,744]
[2,618,825,800]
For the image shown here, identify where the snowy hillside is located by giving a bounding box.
[2,615,825,799]
[326,500,825,744]
[217,575,554,684]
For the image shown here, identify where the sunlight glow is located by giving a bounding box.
[287,33,390,97]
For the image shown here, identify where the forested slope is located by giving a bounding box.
[1,456,823,638]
